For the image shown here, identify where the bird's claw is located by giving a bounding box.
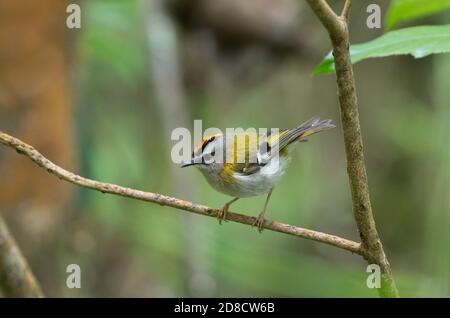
[252,215,265,233]
[217,204,229,225]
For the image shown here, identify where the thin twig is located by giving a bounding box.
[0,216,44,297]
[305,0,345,39]
[304,0,399,297]
[341,0,352,20]
[0,131,362,255]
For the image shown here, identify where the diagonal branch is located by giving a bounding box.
[0,131,362,255]
[341,0,352,20]
[0,216,44,297]
[304,0,399,297]
[305,0,345,39]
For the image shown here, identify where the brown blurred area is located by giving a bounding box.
[167,0,307,52]
[0,0,75,237]
[166,0,315,89]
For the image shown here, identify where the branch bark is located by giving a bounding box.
[305,0,399,297]
[0,131,362,255]
[341,0,352,21]
[0,216,44,297]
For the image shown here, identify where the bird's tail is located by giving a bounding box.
[278,117,335,150]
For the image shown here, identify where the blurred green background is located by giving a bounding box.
[1,0,450,297]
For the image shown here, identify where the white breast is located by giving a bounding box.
[202,157,289,198]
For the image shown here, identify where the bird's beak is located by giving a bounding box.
[181,159,200,168]
[181,160,194,168]
[181,155,205,167]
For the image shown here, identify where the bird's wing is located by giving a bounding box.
[225,131,262,175]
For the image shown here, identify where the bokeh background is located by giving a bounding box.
[1,0,449,297]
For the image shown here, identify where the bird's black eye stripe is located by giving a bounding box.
[202,136,216,152]
[260,141,271,154]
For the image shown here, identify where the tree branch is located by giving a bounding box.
[304,0,345,40]
[0,216,44,297]
[304,0,399,297]
[341,0,352,20]
[0,131,362,255]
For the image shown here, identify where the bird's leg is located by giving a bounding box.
[253,188,273,232]
[218,197,239,225]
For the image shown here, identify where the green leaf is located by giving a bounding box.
[313,25,450,75]
[386,0,450,30]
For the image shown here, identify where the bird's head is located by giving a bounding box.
[181,134,224,174]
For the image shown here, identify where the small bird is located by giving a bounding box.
[181,117,335,231]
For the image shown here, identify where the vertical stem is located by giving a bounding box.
[330,23,399,297]
[305,0,399,297]
[0,216,44,297]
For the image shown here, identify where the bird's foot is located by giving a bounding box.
[217,198,239,225]
[252,213,266,233]
[217,204,229,225]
